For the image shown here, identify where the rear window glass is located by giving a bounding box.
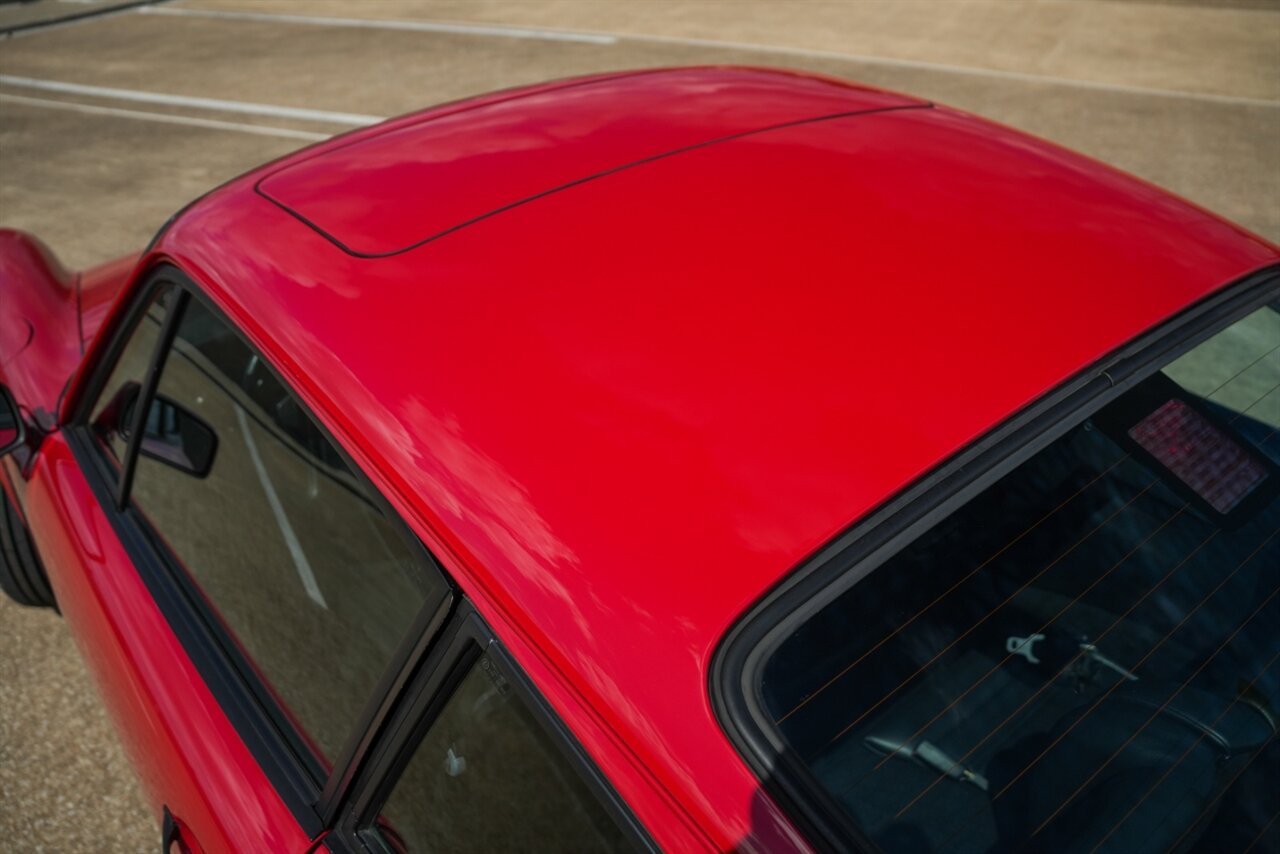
[760,304,1279,853]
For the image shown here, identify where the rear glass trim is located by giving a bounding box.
[711,265,1280,853]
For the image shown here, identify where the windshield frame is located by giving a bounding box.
[710,264,1280,854]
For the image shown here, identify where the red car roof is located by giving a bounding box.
[152,68,1278,848]
[258,67,924,256]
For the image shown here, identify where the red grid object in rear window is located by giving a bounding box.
[1128,398,1267,514]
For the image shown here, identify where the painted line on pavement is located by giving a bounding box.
[139,5,618,45]
[2,0,168,39]
[0,74,385,125]
[236,406,328,609]
[0,92,331,140]
[144,5,1278,109]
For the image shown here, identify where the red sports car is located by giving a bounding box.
[1,67,1277,853]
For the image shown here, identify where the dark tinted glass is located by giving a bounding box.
[130,296,443,766]
[761,306,1280,853]
[378,653,632,853]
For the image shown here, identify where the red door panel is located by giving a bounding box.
[25,434,311,853]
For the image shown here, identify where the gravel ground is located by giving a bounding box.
[0,594,153,852]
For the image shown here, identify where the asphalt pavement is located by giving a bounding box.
[1,0,1277,850]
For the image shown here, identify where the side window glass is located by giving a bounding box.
[375,652,632,853]
[88,286,171,468]
[129,295,444,766]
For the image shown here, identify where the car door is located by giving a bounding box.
[20,263,658,853]
[23,266,454,851]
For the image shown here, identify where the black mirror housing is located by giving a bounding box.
[137,394,218,478]
[111,384,218,479]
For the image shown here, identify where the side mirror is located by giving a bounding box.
[119,387,218,478]
[0,384,24,457]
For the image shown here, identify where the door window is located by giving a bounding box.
[77,276,641,848]
[125,294,444,766]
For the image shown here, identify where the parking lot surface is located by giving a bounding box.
[2,0,1277,849]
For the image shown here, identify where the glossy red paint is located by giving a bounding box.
[5,67,1278,851]
[259,67,923,256]
[78,251,141,346]
[0,229,79,427]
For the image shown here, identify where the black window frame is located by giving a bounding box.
[327,600,657,854]
[710,264,1280,854]
[64,265,455,833]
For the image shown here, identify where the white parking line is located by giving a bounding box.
[2,0,166,39]
[139,5,618,45]
[0,92,331,140]
[142,5,1278,109]
[235,406,328,609]
[0,75,384,125]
